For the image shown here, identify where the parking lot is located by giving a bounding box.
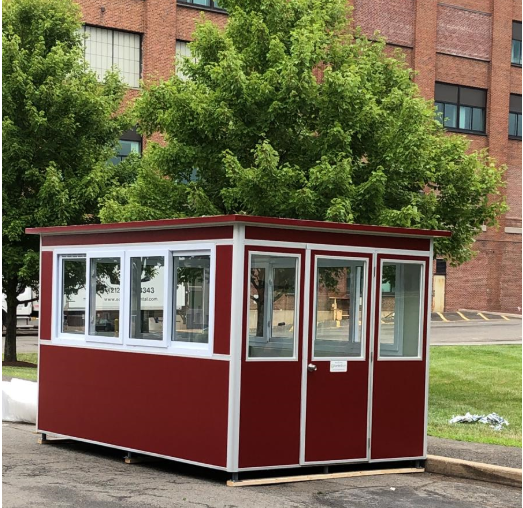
[3,422,521,508]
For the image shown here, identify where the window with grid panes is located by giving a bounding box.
[435,83,486,134]
[83,26,141,88]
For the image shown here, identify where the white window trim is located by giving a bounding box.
[85,250,126,345]
[54,250,88,343]
[124,249,171,349]
[377,259,426,361]
[170,246,216,357]
[51,243,216,358]
[311,255,368,362]
[246,251,301,362]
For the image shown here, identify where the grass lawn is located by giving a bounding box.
[2,352,38,382]
[429,345,522,447]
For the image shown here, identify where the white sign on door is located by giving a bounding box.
[330,361,347,372]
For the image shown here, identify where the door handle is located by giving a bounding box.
[307,363,317,372]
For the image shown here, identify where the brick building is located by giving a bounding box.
[76,0,522,313]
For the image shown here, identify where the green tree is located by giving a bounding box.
[101,0,505,263]
[2,0,129,361]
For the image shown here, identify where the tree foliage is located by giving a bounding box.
[2,0,129,360]
[101,0,504,266]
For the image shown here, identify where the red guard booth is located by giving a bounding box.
[27,215,450,476]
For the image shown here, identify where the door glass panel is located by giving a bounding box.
[248,255,297,358]
[89,257,121,337]
[379,263,423,358]
[129,256,165,341]
[61,256,86,334]
[173,255,210,343]
[314,258,365,358]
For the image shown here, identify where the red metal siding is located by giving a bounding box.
[41,226,234,247]
[244,226,431,251]
[214,245,233,355]
[40,251,53,340]
[38,346,229,467]
[238,246,305,468]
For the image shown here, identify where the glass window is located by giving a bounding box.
[110,139,141,164]
[443,103,457,128]
[175,40,197,80]
[248,255,297,358]
[379,263,423,358]
[83,26,141,88]
[314,258,365,358]
[129,257,165,341]
[61,256,86,334]
[88,257,121,337]
[174,255,210,344]
[509,113,522,138]
[434,83,486,133]
[509,94,522,139]
[177,0,224,10]
[512,21,522,65]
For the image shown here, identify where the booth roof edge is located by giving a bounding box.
[25,215,452,238]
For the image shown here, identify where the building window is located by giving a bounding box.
[512,21,522,66]
[435,83,487,134]
[509,94,522,139]
[110,128,142,164]
[435,259,447,276]
[83,26,141,88]
[177,0,224,11]
[175,40,194,79]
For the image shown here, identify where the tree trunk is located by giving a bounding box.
[4,279,19,362]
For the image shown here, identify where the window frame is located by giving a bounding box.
[82,25,142,89]
[171,246,216,356]
[52,243,216,357]
[311,255,368,362]
[54,250,89,342]
[85,250,126,345]
[377,259,426,361]
[434,83,487,135]
[124,249,172,349]
[245,251,301,362]
[509,94,522,140]
[177,0,226,13]
[512,21,522,67]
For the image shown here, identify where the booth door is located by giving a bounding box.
[303,251,372,463]
[239,247,306,469]
[371,255,430,460]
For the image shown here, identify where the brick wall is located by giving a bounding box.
[353,0,415,47]
[176,5,227,41]
[436,5,492,61]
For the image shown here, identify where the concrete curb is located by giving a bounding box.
[426,455,522,488]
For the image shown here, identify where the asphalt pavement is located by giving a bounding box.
[2,422,521,508]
